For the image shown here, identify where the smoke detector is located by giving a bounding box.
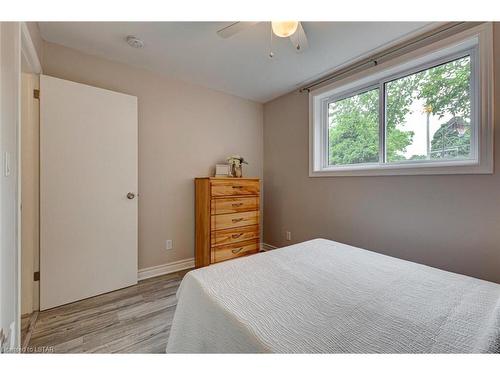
[126,35,144,49]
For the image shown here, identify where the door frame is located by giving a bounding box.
[18,22,42,348]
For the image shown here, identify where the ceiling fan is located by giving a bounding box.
[216,21,309,54]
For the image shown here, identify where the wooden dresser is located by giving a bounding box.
[195,177,260,268]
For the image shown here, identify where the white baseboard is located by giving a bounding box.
[260,243,277,251]
[138,245,276,281]
[138,258,195,281]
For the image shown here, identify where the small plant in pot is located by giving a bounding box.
[226,155,248,178]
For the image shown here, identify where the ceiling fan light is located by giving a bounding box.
[271,21,299,38]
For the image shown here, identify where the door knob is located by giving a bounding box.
[127,192,136,200]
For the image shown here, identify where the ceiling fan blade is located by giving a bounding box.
[216,22,259,39]
[289,22,308,52]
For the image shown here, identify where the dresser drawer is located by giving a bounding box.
[212,211,259,230]
[211,224,259,246]
[211,196,259,215]
[213,239,260,263]
[211,179,259,197]
[195,177,261,268]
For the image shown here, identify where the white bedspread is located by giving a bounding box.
[166,239,500,353]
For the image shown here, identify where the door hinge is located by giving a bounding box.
[33,89,40,99]
[34,271,40,281]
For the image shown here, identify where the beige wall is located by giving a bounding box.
[25,22,43,60]
[41,41,263,269]
[1,21,21,349]
[263,23,500,284]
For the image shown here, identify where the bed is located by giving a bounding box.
[166,239,500,353]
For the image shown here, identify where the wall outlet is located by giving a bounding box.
[285,231,292,241]
[166,239,173,250]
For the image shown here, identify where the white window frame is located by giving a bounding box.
[309,23,494,177]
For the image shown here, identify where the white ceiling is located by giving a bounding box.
[38,22,433,103]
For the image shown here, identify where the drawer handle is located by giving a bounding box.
[232,185,244,189]
[232,233,243,239]
[232,203,244,207]
[231,247,244,254]
[232,218,244,223]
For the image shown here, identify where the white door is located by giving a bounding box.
[40,75,138,310]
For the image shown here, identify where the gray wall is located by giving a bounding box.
[263,23,500,284]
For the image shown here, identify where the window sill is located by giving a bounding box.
[309,159,493,177]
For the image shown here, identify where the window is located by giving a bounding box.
[328,88,380,166]
[385,56,472,163]
[310,24,493,176]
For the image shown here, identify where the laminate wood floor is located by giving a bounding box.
[25,270,191,353]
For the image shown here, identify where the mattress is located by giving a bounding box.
[166,239,500,353]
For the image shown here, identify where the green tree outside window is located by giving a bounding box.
[328,56,471,165]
